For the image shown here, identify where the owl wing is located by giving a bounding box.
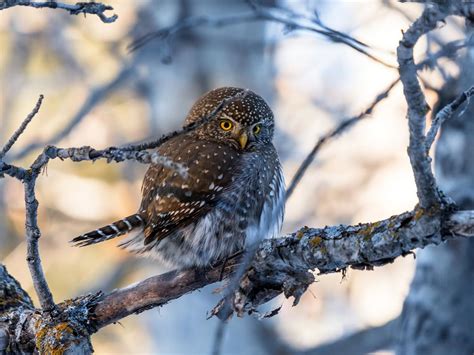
[140,135,239,246]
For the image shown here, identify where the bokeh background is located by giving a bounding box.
[0,1,465,354]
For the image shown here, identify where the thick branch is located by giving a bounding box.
[91,208,473,329]
[396,4,462,208]
[0,264,33,312]
[0,0,118,23]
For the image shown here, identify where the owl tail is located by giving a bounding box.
[71,214,145,247]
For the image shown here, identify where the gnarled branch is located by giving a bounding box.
[0,0,118,23]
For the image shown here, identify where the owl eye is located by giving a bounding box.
[253,124,261,135]
[219,120,233,131]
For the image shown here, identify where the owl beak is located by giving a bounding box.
[238,132,248,149]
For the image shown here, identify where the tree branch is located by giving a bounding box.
[425,85,474,152]
[2,208,472,350]
[2,3,474,351]
[299,317,399,355]
[128,2,395,68]
[23,174,56,311]
[0,0,118,23]
[397,5,452,208]
[0,88,251,318]
[12,63,134,161]
[90,207,472,329]
[286,36,469,199]
[0,95,43,159]
[286,78,399,200]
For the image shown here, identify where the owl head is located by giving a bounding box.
[185,87,275,151]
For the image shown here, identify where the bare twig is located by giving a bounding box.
[128,3,395,68]
[0,95,43,159]
[33,146,189,178]
[0,161,27,180]
[287,36,471,200]
[416,38,473,72]
[12,64,134,161]
[299,317,399,355]
[211,319,227,355]
[0,0,118,23]
[118,89,250,152]
[23,174,56,311]
[0,89,253,317]
[425,86,474,152]
[13,82,248,164]
[286,78,400,200]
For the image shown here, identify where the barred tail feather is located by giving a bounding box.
[71,214,145,247]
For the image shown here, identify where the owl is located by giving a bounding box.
[72,87,285,269]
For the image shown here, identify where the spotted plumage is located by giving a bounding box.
[72,87,285,268]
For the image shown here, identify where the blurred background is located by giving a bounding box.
[0,1,467,354]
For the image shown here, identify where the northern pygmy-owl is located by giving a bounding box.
[72,87,285,268]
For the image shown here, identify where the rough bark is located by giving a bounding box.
[1,207,473,352]
[2,1,474,353]
[396,52,474,354]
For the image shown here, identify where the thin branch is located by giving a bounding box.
[13,82,248,164]
[33,146,189,178]
[12,64,134,161]
[425,85,474,152]
[0,161,27,180]
[416,38,473,72]
[23,174,56,311]
[211,319,227,355]
[287,36,471,200]
[0,0,118,23]
[0,95,43,159]
[0,89,252,316]
[117,89,251,152]
[128,3,396,68]
[286,78,400,200]
[299,317,399,355]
